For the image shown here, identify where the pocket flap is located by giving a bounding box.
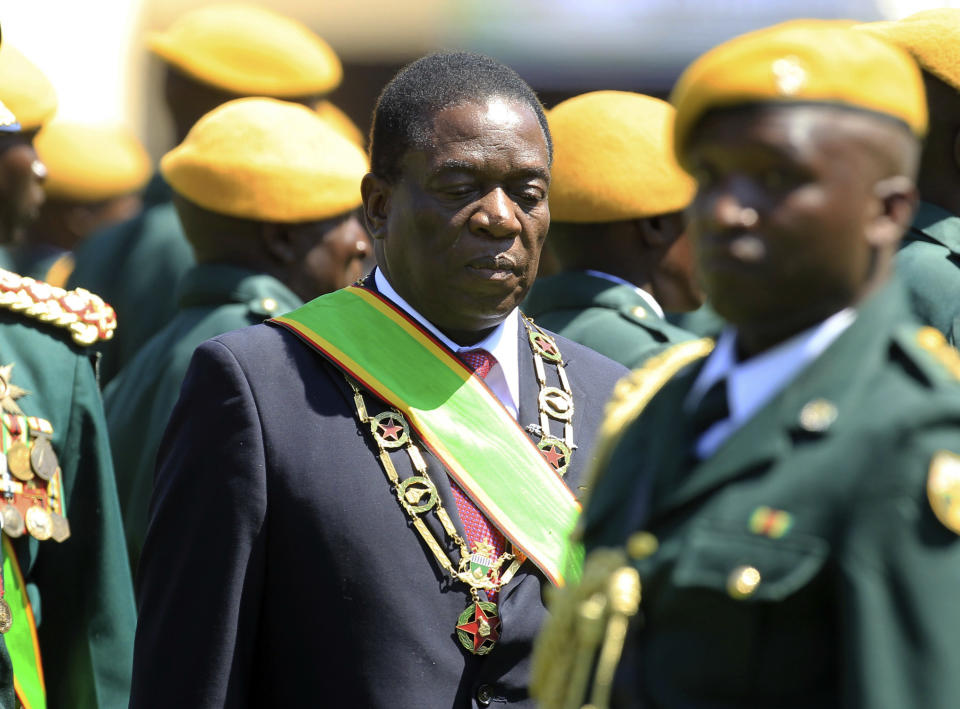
[672,525,828,602]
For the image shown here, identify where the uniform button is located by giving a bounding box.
[626,531,658,560]
[798,398,837,432]
[727,565,761,599]
[476,684,493,706]
[260,297,278,313]
[630,305,647,319]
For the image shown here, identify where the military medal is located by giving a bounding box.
[50,511,70,542]
[6,442,32,481]
[29,436,57,481]
[0,598,11,634]
[456,601,500,655]
[25,506,52,541]
[1,505,24,538]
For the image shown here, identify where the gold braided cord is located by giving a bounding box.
[574,338,714,521]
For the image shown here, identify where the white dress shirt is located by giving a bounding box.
[583,269,665,318]
[374,268,521,419]
[687,307,856,458]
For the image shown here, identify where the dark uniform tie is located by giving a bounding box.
[690,378,730,439]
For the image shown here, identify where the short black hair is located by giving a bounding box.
[369,51,552,181]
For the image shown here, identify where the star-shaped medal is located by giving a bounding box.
[0,363,27,415]
[456,601,501,655]
[378,420,404,441]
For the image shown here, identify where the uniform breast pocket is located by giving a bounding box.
[671,525,829,602]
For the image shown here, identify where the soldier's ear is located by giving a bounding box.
[261,222,297,264]
[361,173,391,241]
[866,175,918,248]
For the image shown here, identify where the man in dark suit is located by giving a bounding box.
[534,20,960,709]
[129,52,627,708]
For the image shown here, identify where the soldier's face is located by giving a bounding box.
[365,98,551,343]
[683,105,908,340]
[289,213,370,301]
[0,131,45,239]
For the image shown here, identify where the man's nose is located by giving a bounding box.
[470,187,522,238]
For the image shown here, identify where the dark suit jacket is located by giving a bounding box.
[130,304,627,708]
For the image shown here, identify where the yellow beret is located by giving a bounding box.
[671,20,927,167]
[35,122,151,203]
[148,5,342,98]
[547,91,694,223]
[856,10,960,93]
[314,100,365,148]
[0,45,56,131]
[161,97,368,222]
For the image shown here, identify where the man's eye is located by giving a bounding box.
[515,188,545,204]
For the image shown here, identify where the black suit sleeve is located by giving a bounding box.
[130,339,267,709]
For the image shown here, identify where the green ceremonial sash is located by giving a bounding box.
[272,286,583,586]
[3,537,45,709]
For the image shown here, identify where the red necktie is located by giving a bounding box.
[452,348,507,600]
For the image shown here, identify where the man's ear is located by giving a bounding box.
[261,222,296,264]
[635,216,666,248]
[361,172,391,240]
[866,175,918,248]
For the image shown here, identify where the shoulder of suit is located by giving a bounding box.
[0,268,116,346]
[892,324,960,389]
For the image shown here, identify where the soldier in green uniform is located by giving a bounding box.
[523,91,702,368]
[0,72,135,708]
[104,97,370,574]
[533,21,960,709]
[856,10,960,344]
[67,4,353,386]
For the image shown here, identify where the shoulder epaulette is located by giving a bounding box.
[895,325,960,385]
[0,269,116,346]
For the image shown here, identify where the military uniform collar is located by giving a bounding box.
[523,270,667,321]
[654,283,909,515]
[688,308,855,458]
[582,270,665,317]
[908,201,960,254]
[177,262,302,316]
[373,267,521,419]
[142,172,174,210]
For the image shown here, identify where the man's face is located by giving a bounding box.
[288,213,371,301]
[683,106,898,337]
[366,98,551,342]
[0,131,45,239]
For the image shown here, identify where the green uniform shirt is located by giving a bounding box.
[0,309,136,709]
[0,244,65,282]
[897,200,960,343]
[104,263,302,573]
[581,282,960,708]
[67,174,195,386]
[522,271,696,369]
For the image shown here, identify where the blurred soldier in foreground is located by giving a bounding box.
[534,20,960,709]
[0,45,135,709]
[857,10,960,344]
[67,4,350,385]
[14,122,150,284]
[105,97,370,574]
[130,51,626,707]
[523,91,702,367]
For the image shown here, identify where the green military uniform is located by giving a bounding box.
[896,201,960,343]
[0,244,64,282]
[575,282,960,707]
[0,274,136,708]
[668,301,725,339]
[67,174,195,385]
[522,271,695,369]
[104,263,302,571]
